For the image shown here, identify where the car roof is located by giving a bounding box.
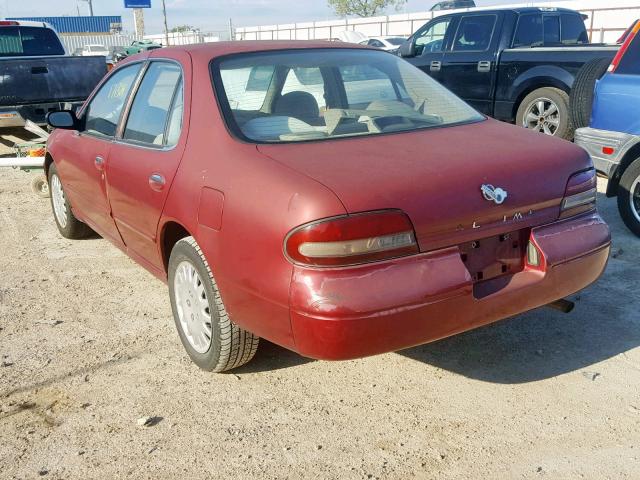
[434,6,580,15]
[0,19,55,29]
[158,40,369,60]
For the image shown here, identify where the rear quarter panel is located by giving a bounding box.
[158,49,346,349]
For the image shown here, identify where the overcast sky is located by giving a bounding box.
[1,0,558,35]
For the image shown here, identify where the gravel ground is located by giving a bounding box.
[0,163,638,480]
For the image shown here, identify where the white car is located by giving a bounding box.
[359,37,407,51]
[80,44,109,57]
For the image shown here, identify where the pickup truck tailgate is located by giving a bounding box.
[0,56,107,106]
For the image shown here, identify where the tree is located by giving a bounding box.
[327,0,406,17]
[171,25,195,33]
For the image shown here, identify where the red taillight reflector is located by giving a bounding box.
[0,21,19,26]
[285,210,418,267]
[610,21,640,72]
[602,146,615,155]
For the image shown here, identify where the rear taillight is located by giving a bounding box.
[0,21,19,26]
[560,169,597,218]
[284,210,418,267]
[610,20,640,72]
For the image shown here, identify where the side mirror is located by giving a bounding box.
[46,110,79,130]
[398,40,416,58]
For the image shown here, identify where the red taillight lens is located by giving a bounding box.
[0,21,19,26]
[610,20,640,72]
[284,210,418,267]
[560,168,597,218]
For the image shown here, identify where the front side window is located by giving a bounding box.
[453,15,496,51]
[0,26,65,56]
[414,18,451,55]
[84,64,142,137]
[123,62,182,145]
[214,49,483,143]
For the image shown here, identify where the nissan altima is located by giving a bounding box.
[45,42,611,372]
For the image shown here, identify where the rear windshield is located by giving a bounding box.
[618,33,640,74]
[213,48,483,143]
[0,26,65,56]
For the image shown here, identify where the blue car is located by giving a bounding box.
[575,22,640,237]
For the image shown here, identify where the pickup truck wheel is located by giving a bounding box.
[617,158,640,237]
[168,236,260,372]
[516,87,573,140]
[48,163,93,239]
[569,57,611,130]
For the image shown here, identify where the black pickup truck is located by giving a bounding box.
[398,7,618,139]
[0,20,107,128]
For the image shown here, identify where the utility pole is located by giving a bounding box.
[161,0,170,46]
[228,18,233,41]
[79,0,94,16]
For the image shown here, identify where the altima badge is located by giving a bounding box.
[481,184,508,205]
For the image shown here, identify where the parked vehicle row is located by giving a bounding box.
[575,20,640,236]
[0,20,106,128]
[45,41,610,372]
[397,7,618,140]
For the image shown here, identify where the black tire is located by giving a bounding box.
[516,87,573,140]
[617,158,640,237]
[47,163,94,239]
[168,236,259,372]
[569,57,611,130]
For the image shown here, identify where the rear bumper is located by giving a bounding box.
[574,127,638,178]
[289,212,610,360]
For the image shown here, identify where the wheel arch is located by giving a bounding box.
[159,220,193,274]
[44,152,54,179]
[607,143,640,197]
[511,78,572,120]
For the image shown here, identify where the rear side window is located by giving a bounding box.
[561,14,588,44]
[513,14,543,47]
[123,62,183,145]
[452,15,496,51]
[618,34,640,74]
[0,26,65,56]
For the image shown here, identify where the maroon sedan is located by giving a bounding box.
[45,42,610,372]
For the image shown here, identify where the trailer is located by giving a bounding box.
[0,121,49,198]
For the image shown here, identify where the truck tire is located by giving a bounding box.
[168,236,260,372]
[516,87,573,140]
[617,158,640,237]
[48,163,94,239]
[569,57,611,130]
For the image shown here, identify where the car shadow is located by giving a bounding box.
[232,339,314,374]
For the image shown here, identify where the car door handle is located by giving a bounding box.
[478,61,491,73]
[430,61,442,72]
[94,156,105,171]
[148,173,165,192]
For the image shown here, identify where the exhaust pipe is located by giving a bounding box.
[546,299,575,314]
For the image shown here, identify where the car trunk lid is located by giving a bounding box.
[258,120,591,253]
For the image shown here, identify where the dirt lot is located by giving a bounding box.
[0,162,639,479]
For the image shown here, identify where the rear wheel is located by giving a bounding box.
[168,236,259,372]
[569,57,611,130]
[617,158,640,237]
[516,87,573,140]
[48,163,93,239]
